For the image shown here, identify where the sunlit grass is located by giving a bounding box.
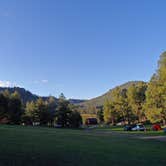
[0,125,166,166]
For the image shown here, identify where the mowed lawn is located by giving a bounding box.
[0,126,166,166]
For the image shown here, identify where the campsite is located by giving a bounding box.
[1,0,166,165]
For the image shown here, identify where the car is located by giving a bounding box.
[152,124,162,131]
[131,124,146,131]
[164,128,166,133]
[54,124,62,128]
[124,124,146,131]
[124,125,132,131]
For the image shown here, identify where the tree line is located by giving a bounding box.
[0,92,82,128]
[1,52,166,127]
[103,52,166,125]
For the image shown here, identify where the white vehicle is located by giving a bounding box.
[131,124,146,131]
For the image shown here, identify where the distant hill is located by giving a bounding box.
[0,87,58,104]
[0,81,146,110]
[69,99,87,105]
[0,87,85,105]
[77,81,147,113]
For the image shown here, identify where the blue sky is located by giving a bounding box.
[0,0,166,99]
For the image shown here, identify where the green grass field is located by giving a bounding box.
[0,125,166,166]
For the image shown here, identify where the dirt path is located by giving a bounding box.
[139,136,166,142]
[85,129,166,142]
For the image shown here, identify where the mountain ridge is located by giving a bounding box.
[0,87,85,105]
[77,81,147,113]
[0,81,146,108]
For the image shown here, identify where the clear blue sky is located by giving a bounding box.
[0,0,165,99]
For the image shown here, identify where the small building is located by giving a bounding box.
[85,118,98,125]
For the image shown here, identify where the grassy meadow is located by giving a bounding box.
[0,125,165,166]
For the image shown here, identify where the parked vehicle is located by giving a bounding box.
[131,124,146,131]
[152,124,162,131]
[164,128,166,133]
[124,124,146,131]
[54,124,62,128]
[124,125,132,131]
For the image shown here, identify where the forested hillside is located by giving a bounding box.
[0,87,41,104]
[78,81,147,113]
[78,51,166,126]
[0,87,84,105]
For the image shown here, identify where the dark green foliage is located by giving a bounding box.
[8,92,23,124]
[22,94,82,128]
[36,98,48,125]
[24,101,37,124]
[97,106,104,123]
[78,81,146,114]
[55,97,71,127]
[69,111,82,128]
[145,52,166,124]
[0,91,82,128]
[127,82,147,122]
[0,91,23,124]
[55,95,82,128]
[24,98,55,126]
[0,87,60,106]
[0,94,8,119]
[0,87,39,104]
[104,84,147,125]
